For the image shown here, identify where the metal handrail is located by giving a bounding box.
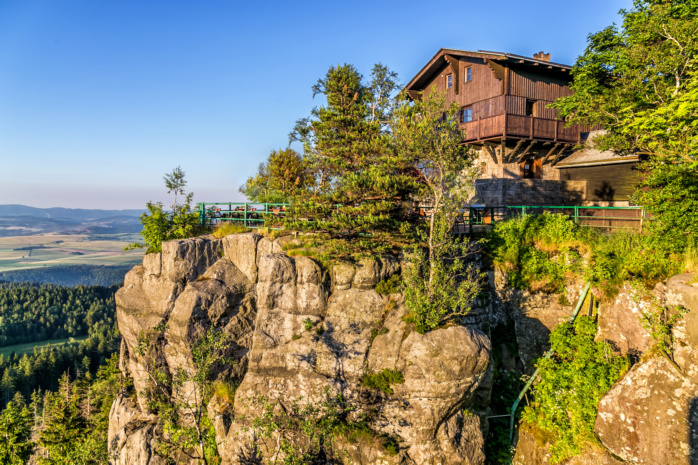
[508,283,593,444]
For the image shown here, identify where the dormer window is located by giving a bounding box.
[462,107,473,123]
[465,67,472,82]
[446,74,453,88]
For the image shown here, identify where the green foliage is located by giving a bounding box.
[0,391,33,464]
[136,328,232,464]
[0,265,131,287]
[361,368,404,395]
[240,148,312,203]
[251,389,393,463]
[129,167,201,253]
[0,282,118,347]
[285,63,417,255]
[392,90,482,333]
[374,274,402,295]
[631,284,688,358]
[553,0,698,163]
[522,317,629,463]
[302,318,316,331]
[487,213,684,295]
[553,0,698,251]
[632,158,698,253]
[36,354,124,464]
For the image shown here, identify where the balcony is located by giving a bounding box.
[460,114,581,144]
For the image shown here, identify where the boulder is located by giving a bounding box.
[595,283,653,357]
[595,356,698,464]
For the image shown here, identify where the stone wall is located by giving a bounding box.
[472,178,586,206]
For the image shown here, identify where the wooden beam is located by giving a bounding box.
[517,140,536,163]
[444,54,460,95]
[484,145,498,164]
[542,143,561,164]
[506,139,525,163]
[551,146,568,166]
[499,139,506,165]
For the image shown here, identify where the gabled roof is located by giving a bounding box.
[404,48,572,93]
[556,131,640,168]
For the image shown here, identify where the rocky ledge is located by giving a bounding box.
[108,233,492,464]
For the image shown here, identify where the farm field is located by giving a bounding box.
[0,232,144,272]
[0,335,89,357]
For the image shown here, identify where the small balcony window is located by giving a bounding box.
[465,67,472,82]
[446,74,453,88]
[462,107,473,123]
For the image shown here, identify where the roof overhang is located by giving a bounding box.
[404,48,572,95]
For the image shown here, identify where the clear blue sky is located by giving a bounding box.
[0,0,631,209]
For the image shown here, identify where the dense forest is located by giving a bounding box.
[0,281,121,463]
[0,282,118,346]
[0,265,132,287]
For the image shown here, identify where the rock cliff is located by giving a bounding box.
[108,234,492,464]
[108,233,698,464]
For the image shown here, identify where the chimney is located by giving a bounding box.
[533,51,551,62]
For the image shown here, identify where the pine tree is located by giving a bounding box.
[0,391,34,464]
[287,63,417,255]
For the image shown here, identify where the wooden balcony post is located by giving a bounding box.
[478,117,482,140]
[554,120,559,142]
[529,116,534,139]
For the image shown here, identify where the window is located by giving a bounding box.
[446,74,452,88]
[465,66,472,82]
[525,99,536,116]
[462,107,473,123]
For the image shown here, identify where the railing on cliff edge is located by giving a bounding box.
[197,202,645,233]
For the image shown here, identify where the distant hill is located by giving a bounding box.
[0,205,144,236]
[0,204,143,221]
[0,264,133,286]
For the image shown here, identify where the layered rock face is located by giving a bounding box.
[108,234,492,464]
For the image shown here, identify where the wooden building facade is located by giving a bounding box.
[404,49,637,206]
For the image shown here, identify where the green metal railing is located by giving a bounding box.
[197,202,644,233]
[508,283,596,444]
[462,205,644,234]
[197,202,288,228]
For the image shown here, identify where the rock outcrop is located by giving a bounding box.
[594,273,698,465]
[108,233,492,464]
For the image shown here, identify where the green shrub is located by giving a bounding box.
[487,213,683,295]
[361,369,405,395]
[522,316,629,464]
[375,274,402,295]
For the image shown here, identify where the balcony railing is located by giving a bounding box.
[460,114,581,143]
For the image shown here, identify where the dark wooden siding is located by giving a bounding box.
[559,163,640,201]
[422,58,503,109]
[509,68,572,101]
[456,58,502,106]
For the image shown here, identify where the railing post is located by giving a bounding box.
[530,116,534,139]
[574,205,579,224]
[244,203,248,228]
[522,206,526,219]
[199,203,204,226]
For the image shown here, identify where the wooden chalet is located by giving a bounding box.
[404,48,636,206]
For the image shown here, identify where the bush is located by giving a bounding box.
[487,213,683,295]
[375,274,402,295]
[361,368,405,395]
[522,317,629,463]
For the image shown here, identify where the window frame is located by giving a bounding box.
[465,66,472,82]
[461,107,473,123]
[446,74,453,89]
